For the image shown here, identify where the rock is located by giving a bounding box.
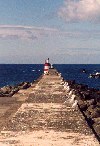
[81,91,92,100]
[87,117,94,125]
[0,89,3,97]
[93,117,100,124]
[18,82,25,86]
[96,90,100,94]
[87,105,100,118]
[90,108,100,118]
[76,84,88,91]
[86,99,97,106]
[0,82,31,97]
[87,105,96,112]
[96,95,100,103]
[66,80,75,86]
[8,88,19,97]
[96,102,100,108]
[0,89,3,94]
[1,85,12,94]
[88,88,99,92]
[12,87,19,93]
[85,110,91,118]
[78,100,88,111]
[93,122,100,137]
[18,82,31,89]
[93,118,100,136]
[74,92,82,101]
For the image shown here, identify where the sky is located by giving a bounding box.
[0,0,100,64]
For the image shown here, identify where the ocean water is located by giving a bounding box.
[54,64,100,89]
[0,64,43,87]
[0,64,100,89]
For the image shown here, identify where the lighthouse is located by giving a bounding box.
[44,58,51,75]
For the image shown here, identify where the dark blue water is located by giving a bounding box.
[54,64,100,89]
[0,64,43,87]
[0,64,100,89]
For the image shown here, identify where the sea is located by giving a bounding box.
[0,64,100,89]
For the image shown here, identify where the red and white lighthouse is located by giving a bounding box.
[44,58,51,75]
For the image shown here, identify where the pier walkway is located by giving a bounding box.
[0,69,99,146]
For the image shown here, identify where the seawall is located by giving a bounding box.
[0,68,99,146]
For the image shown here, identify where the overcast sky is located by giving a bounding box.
[0,0,100,64]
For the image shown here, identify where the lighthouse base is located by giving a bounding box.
[44,70,49,75]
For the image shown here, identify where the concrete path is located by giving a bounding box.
[0,69,99,146]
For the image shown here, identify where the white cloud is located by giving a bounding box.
[58,0,100,22]
[0,25,59,40]
[0,25,100,41]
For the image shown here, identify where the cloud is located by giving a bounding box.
[0,25,59,40]
[58,0,100,22]
[0,25,100,41]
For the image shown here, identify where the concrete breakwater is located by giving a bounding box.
[0,68,99,146]
[61,78,100,142]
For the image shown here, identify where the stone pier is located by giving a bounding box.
[0,69,99,146]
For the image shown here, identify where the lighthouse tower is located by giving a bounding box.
[44,58,51,75]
